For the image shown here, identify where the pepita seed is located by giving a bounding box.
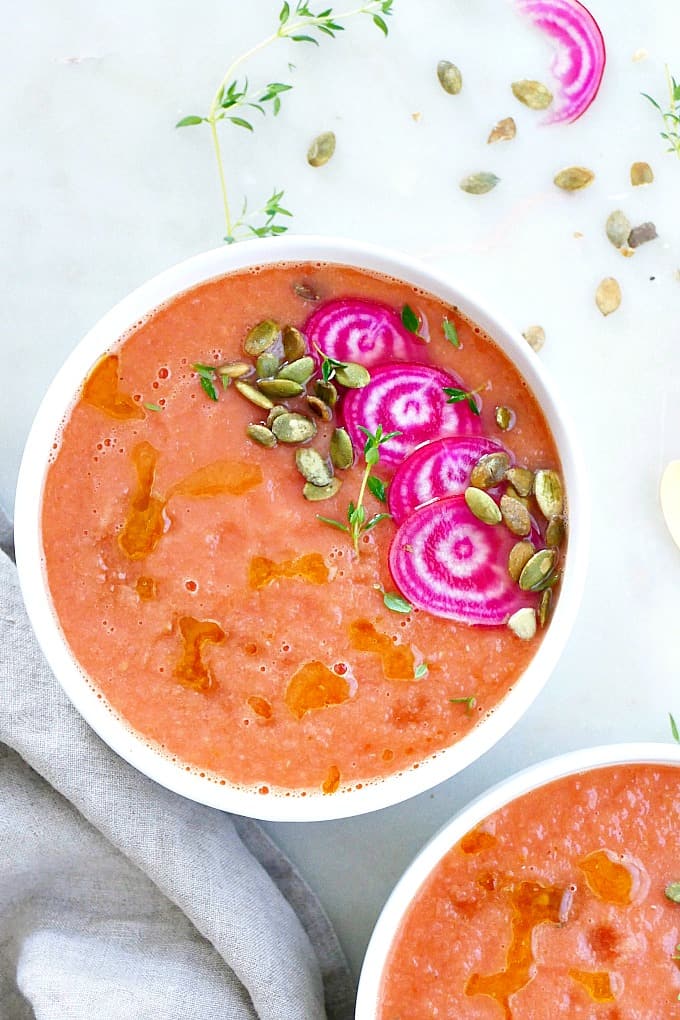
[266,405,287,427]
[295,448,334,487]
[631,161,654,186]
[606,210,632,249]
[628,221,658,248]
[315,379,338,407]
[507,607,537,641]
[244,319,280,357]
[330,427,354,470]
[546,515,566,548]
[508,540,535,582]
[465,487,502,525]
[217,360,251,380]
[306,395,333,421]
[511,79,553,110]
[470,452,511,489]
[272,412,317,444]
[278,356,315,384]
[538,589,552,628]
[505,467,534,498]
[437,60,462,95]
[500,493,532,536]
[303,477,343,501]
[246,423,277,448]
[535,568,560,592]
[495,405,515,431]
[505,485,529,507]
[282,325,307,362]
[523,325,545,353]
[595,277,622,316]
[518,549,556,591]
[334,362,371,389]
[460,172,500,195]
[554,166,595,191]
[293,282,320,303]
[256,352,280,379]
[257,378,304,399]
[234,380,275,410]
[487,117,516,144]
[307,131,336,168]
[534,469,564,518]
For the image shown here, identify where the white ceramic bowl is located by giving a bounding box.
[14,235,589,822]
[356,741,680,1016]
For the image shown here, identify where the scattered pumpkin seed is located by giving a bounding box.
[334,362,371,389]
[256,352,280,379]
[244,319,280,357]
[505,467,534,498]
[257,378,304,399]
[272,412,317,444]
[628,221,658,248]
[282,325,306,362]
[306,395,333,421]
[487,117,516,144]
[534,469,563,518]
[437,60,462,95]
[518,549,556,591]
[507,607,537,641]
[546,515,566,548]
[293,282,320,303]
[505,485,529,508]
[465,487,502,525]
[295,448,334,487]
[495,405,515,431]
[266,405,287,427]
[330,427,354,470]
[246,423,277,448]
[508,540,535,582]
[523,325,545,353]
[595,277,621,316]
[234,380,275,410]
[538,589,552,628]
[553,166,595,191]
[605,210,632,249]
[500,493,532,537]
[470,452,511,489]
[314,379,338,407]
[511,79,553,110]
[303,477,343,501]
[217,360,251,380]
[278,356,315,383]
[460,172,500,195]
[630,161,654,186]
[307,131,336,168]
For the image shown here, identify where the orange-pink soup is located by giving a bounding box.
[42,263,562,794]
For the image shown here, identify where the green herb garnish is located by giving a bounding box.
[414,662,429,679]
[314,345,348,383]
[176,1,394,243]
[401,303,420,335]
[443,384,486,416]
[642,66,680,160]
[442,316,460,348]
[670,712,680,743]
[449,695,477,714]
[666,882,680,903]
[193,363,221,402]
[382,591,413,614]
[143,402,163,412]
[367,475,387,503]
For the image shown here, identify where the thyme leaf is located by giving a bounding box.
[449,695,477,714]
[442,316,460,348]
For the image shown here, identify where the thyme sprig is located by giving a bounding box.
[443,384,487,416]
[449,695,477,714]
[642,66,680,160]
[177,0,394,243]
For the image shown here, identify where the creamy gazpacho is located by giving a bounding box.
[42,262,566,794]
[378,763,680,1018]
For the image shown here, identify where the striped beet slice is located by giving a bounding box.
[343,362,482,468]
[304,298,425,366]
[388,436,511,524]
[388,495,539,625]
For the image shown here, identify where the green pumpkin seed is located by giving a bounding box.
[234,380,275,410]
[630,161,653,186]
[538,588,552,628]
[293,282,320,303]
[606,210,632,249]
[306,395,333,421]
[470,452,511,489]
[507,607,537,640]
[505,467,534,498]
[266,405,287,427]
[257,378,304,399]
[500,493,532,537]
[465,487,502,525]
[508,540,535,582]
[534,469,564,518]
[546,515,566,548]
[334,362,371,389]
[278,356,315,384]
[595,277,622,316]
[272,412,317,444]
[244,319,280,357]
[511,79,553,110]
[330,427,354,470]
[295,448,333,487]
[460,172,500,195]
[315,379,338,407]
[505,485,529,507]
[518,549,556,591]
[246,423,277,448]
[282,325,307,362]
[303,477,343,501]
[554,166,595,191]
[487,117,516,144]
[495,405,515,431]
[217,360,251,380]
[523,325,545,353]
[307,131,336,168]
[437,60,462,95]
[256,352,280,379]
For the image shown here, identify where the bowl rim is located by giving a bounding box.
[14,233,590,822]
[355,740,680,1016]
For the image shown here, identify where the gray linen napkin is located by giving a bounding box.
[0,512,353,1020]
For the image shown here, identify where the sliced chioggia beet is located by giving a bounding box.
[388,495,539,625]
[304,298,425,367]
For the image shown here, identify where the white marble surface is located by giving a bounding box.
[4,0,680,993]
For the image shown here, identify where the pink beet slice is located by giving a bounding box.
[343,362,482,468]
[389,495,538,625]
[304,298,425,367]
[388,436,512,524]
